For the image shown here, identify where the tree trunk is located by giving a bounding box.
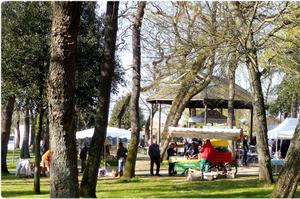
[117,94,131,128]
[160,2,217,161]
[290,94,297,118]
[247,50,274,184]
[145,104,158,145]
[15,113,20,148]
[80,2,119,197]
[271,117,300,198]
[227,53,237,128]
[34,108,45,194]
[48,2,81,197]
[160,54,215,161]
[123,1,146,179]
[228,1,274,184]
[44,112,49,152]
[20,108,30,158]
[1,95,16,174]
[30,108,35,153]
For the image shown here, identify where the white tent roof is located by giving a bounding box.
[76,127,131,139]
[168,127,242,140]
[268,118,298,139]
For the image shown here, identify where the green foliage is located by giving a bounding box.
[109,95,145,129]
[268,75,300,116]
[1,2,51,108]
[75,2,125,128]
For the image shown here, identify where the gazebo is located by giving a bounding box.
[146,75,254,143]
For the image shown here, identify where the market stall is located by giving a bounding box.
[168,127,242,180]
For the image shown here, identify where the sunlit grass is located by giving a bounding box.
[2,174,299,198]
[2,149,299,198]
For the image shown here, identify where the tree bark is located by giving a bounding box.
[160,54,215,161]
[80,2,119,197]
[123,1,146,179]
[15,113,20,148]
[227,53,237,128]
[271,117,300,198]
[30,108,35,153]
[247,50,274,184]
[48,2,81,198]
[1,95,15,174]
[117,94,131,128]
[159,2,217,161]
[20,108,30,158]
[228,1,274,184]
[34,108,45,194]
[145,104,158,145]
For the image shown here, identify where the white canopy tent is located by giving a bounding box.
[168,127,242,140]
[76,127,131,139]
[268,118,298,140]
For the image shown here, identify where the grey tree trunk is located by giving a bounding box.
[123,1,146,179]
[30,108,35,153]
[227,53,237,129]
[1,95,15,174]
[20,108,30,158]
[160,54,215,161]
[48,2,81,197]
[80,2,119,197]
[247,50,274,184]
[34,108,45,194]
[145,104,158,145]
[271,117,300,198]
[228,1,274,184]
[15,113,20,148]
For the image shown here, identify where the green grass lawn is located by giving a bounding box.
[3,149,299,198]
[2,174,300,198]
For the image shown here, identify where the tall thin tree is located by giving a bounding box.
[47,2,82,197]
[123,1,147,179]
[80,2,119,197]
[1,95,15,174]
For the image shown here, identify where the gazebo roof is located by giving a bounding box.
[147,75,253,109]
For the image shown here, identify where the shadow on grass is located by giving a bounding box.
[1,190,49,198]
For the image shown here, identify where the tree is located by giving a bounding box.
[155,2,218,160]
[47,2,82,197]
[123,1,147,179]
[80,2,119,197]
[109,94,145,129]
[227,1,276,184]
[1,95,16,174]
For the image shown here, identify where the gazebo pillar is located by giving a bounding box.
[150,103,154,144]
[158,103,162,145]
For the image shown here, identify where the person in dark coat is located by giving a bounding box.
[167,142,177,176]
[148,140,161,176]
[116,142,128,177]
[242,135,249,166]
[280,140,290,159]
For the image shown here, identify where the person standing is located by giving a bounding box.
[167,142,177,176]
[80,143,88,173]
[148,140,161,176]
[116,142,128,177]
[199,140,216,172]
[242,135,249,166]
[41,149,51,176]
